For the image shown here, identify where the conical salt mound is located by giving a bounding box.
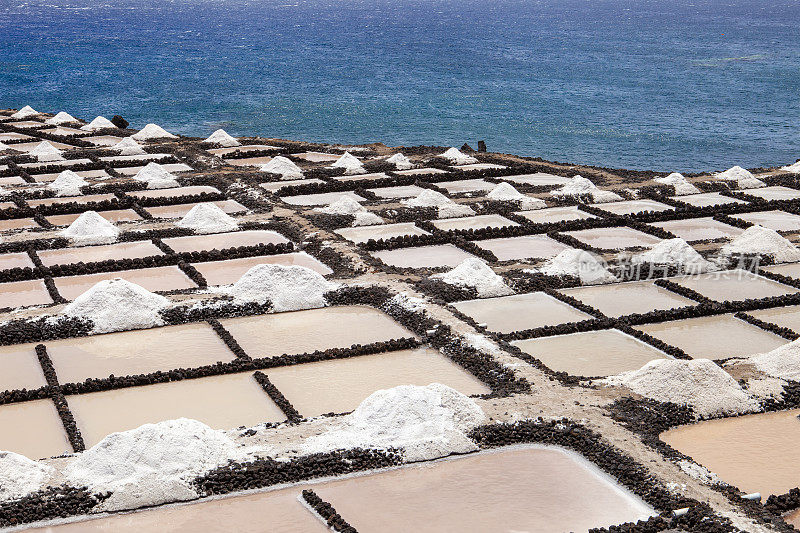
[487,182,546,210]
[330,152,366,175]
[715,166,765,189]
[45,111,77,125]
[632,238,715,273]
[781,161,800,173]
[0,141,12,151]
[49,170,87,197]
[0,451,53,501]
[401,188,474,218]
[432,258,513,297]
[314,196,383,225]
[229,263,336,311]
[113,137,146,156]
[11,105,38,119]
[29,141,63,162]
[80,116,117,132]
[62,279,170,334]
[204,129,240,147]
[131,123,178,141]
[720,224,800,263]
[440,147,478,165]
[61,211,119,245]
[538,249,618,285]
[386,152,413,170]
[735,339,800,381]
[260,156,303,180]
[550,175,623,203]
[654,173,700,195]
[133,162,179,189]
[176,203,239,234]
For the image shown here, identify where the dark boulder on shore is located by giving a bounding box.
[111,115,129,129]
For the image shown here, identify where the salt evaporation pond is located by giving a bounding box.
[562,227,662,250]
[559,280,696,318]
[54,266,196,300]
[0,399,72,459]
[649,217,744,242]
[452,292,592,334]
[193,253,332,285]
[670,270,798,302]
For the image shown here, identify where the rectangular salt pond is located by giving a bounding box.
[18,159,93,170]
[27,193,115,207]
[367,184,426,199]
[291,151,340,162]
[740,186,800,201]
[146,200,246,219]
[0,343,47,391]
[335,222,430,244]
[53,266,196,300]
[268,347,490,417]
[83,135,124,147]
[37,241,164,267]
[562,227,662,250]
[46,323,236,383]
[670,270,798,302]
[280,191,366,206]
[649,217,744,242]
[671,192,748,208]
[99,153,172,162]
[761,262,800,279]
[335,172,390,182]
[474,234,571,261]
[747,305,800,333]
[128,185,221,199]
[0,176,26,185]
[452,292,593,334]
[0,399,72,458]
[661,409,800,497]
[559,281,697,318]
[0,279,53,308]
[635,313,789,359]
[209,144,280,156]
[31,169,109,183]
[436,179,496,194]
[730,210,800,232]
[511,329,669,376]
[452,163,507,171]
[395,167,447,176]
[591,199,674,215]
[220,306,414,358]
[162,229,289,253]
[114,163,193,176]
[431,214,519,232]
[69,373,286,447]
[259,179,325,192]
[0,217,42,231]
[371,244,476,269]
[40,126,84,136]
[0,132,33,141]
[192,252,332,286]
[227,156,274,167]
[45,209,142,226]
[0,251,35,270]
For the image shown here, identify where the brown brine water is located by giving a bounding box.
[475,234,570,261]
[0,279,53,308]
[563,227,662,250]
[731,210,800,232]
[747,305,800,333]
[193,253,332,285]
[145,200,246,218]
[0,342,47,391]
[45,209,141,226]
[649,217,744,242]
[431,214,518,232]
[452,292,592,334]
[335,222,429,244]
[371,244,475,269]
[37,241,164,267]
[54,266,196,300]
[560,281,695,318]
[162,230,288,253]
[0,399,72,459]
[671,270,798,302]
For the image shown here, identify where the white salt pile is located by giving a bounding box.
[176,202,239,234]
[0,141,12,151]
[113,137,146,156]
[10,105,38,119]
[537,248,618,285]
[80,116,117,131]
[632,238,715,273]
[487,182,546,210]
[45,111,77,125]
[597,358,758,418]
[61,279,170,334]
[314,196,383,226]
[678,460,721,485]
[655,173,701,195]
[0,451,52,501]
[463,332,503,356]
[432,258,513,297]
[204,129,240,147]
[733,339,800,381]
[29,141,64,162]
[550,175,623,203]
[49,170,87,197]
[331,152,366,175]
[133,162,180,189]
[61,211,119,245]
[780,161,800,173]
[260,156,304,180]
[401,189,475,218]
[386,152,413,170]
[440,147,478,165]
[720,224,800,263]
[131,123,178,141]
[386,291,426,312]
[715,166,765,189]
[66,419,245,511]
[303,383,485,462]
[228,263,336,312]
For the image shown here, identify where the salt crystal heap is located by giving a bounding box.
[80,116,117,132]
[303,383,485,462]
[632,238,715,273]
[537,249,618,285]
[113,137,146,156]
[176,202,239,234]
[432,258,513,297]
[133,162,180,189]
[0,451,53,501]
[62,279,170,334]
[386,152,413,170]
[45,111,77,125]
[550,175,623,203]
[720,224,800,263]
[781,161,800,173]
[401,189,474,218]
[65,419,245,512]
[597,359,758,418]
[440,147,478,165]
[731,339,800,381]
[131,123,178,141]
[655,173,700,195]
[314,196,383,226]
[330,151,366,175]
[61,211,119,245]
[10,105,38,119]
[487,182,546,210]
[229,263,336,312]
[29,141,63,162]
[49,170,87,197]
[204,129,240,147]
[260,156,304,180]
[715,166,765,189]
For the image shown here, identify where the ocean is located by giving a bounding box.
[0,0,798,171]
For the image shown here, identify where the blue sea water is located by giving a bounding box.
[0,0,798,171]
